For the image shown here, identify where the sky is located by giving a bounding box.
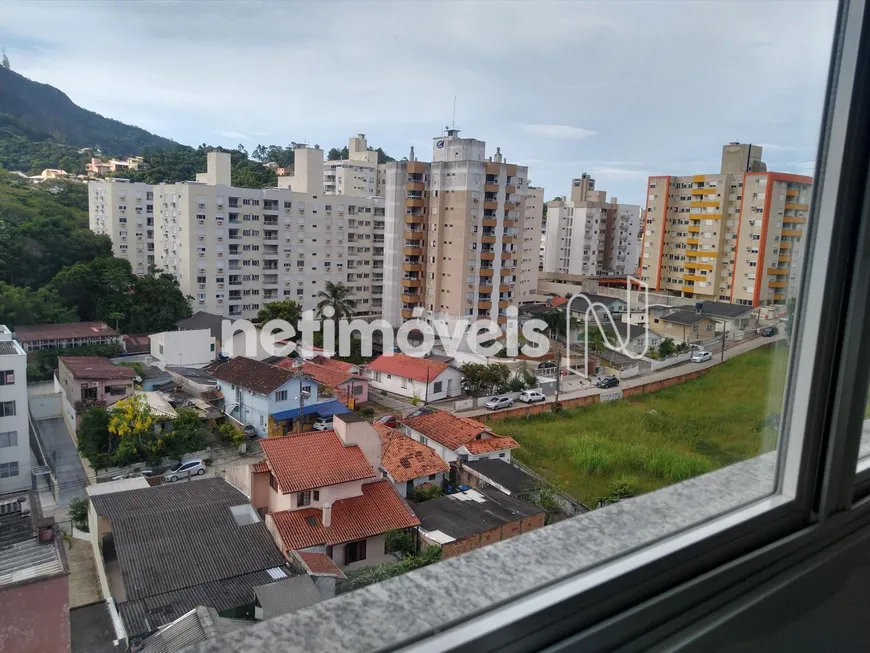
[2,0,838,205]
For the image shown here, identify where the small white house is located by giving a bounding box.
[150,329,216,367]
[610,323,663,356]
[366,354,462,402]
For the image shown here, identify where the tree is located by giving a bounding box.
[255,300,302,327]
[125,270,192,333]
[67,497,89,532]
[77,407,114,471]
[385,529,415,557]
[326,148,342,161]
[483,363,510,394]
[460,362,489,397]
[658,337,677,359]
[0,282,77,328]
[108,395,156,465]
[316,281,357,319]
[162,408,209,460]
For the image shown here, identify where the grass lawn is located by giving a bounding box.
[496,347,789,507]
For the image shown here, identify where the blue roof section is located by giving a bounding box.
[271,399,352,422]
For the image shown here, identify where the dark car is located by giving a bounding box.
[377,414,399,428]
[596,376,619,389]
[761,326,779,337]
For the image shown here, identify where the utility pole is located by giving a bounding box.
[424,366,430,405]
[720,322,726,363]
[554,349,562,405]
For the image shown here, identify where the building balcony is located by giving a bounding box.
[403,263,424,272]
[405,198,425,208]
[685,250,718,258]
[482,218,498,227]
[503,202,519,211]
[405,215,425,225]
[402,278,423,288]
[478,300,492,310]
[786,188,800,197]
[782,230,803,237]
[481,235,497,244]
[479,283,493,293]
[687,238,699,245]
[483,201,498,210]
[404,229,424,237]
[682,285,695,293]
[501,251,515,259]
[498,300,510,309]
[402,293,423,303]
[406,161,427,175]
[496,315,508,325]
[687,226,701,233]
[783,216,807,224]
[479,268,494,277]
[682,274,706,282]
[406,181,425,192]
[778,255,792,262]
[502,235,514,244]
[779,241,793,249]
[784,202,809,211]
[769,281,788,289]
[480,252,496,261]
[768,268,789,276]
[690,188,715,196]
[403,247,424,256]
[684,261,714,271]
[505,184,516,194]
[484,184,499,193]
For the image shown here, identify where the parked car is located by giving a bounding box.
[485,396,514,410]
[164,459,206,482]
[596,376,619,389]
[242,424,258,439]
[312,415,334,431]
[377,414,399,428]
[691,351,713,363]
[519,390,546,403]
[761,326,779,337]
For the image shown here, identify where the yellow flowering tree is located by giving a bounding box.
[108,395,156,465]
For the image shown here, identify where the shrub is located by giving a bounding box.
[410,484,444,502]
[218,422,244,447]
[385,529,415,557]
[359,407,375,418]
[409,390,422,407]
[67,497,89,532]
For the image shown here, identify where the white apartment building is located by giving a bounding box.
[382,131,535,328]
[0,326,29,494]
[543,174,641,277]
[520,185,544,302]
[323,134,380,197]
[90,147,387,321]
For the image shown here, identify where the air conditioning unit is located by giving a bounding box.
[90,382,99,388]
[217,283,224,288]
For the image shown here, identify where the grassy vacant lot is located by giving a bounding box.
[497,347,789,507]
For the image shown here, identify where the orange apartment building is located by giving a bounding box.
[640,143,812,307]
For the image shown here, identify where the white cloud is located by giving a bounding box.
[519,124,598,140]
[217,130,251,141]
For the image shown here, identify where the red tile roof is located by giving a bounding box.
[401,410,492,451]
[374,423,449,483]
[270,480,420,549]
[15,321,118,342]
[59,356,137,381]
[260,430,375,493]
[401,410,518,454]
[211,356,295,394]
[301,362,362,389]
[296,552,345,579]
[549,297,568,307]
[367,353,452,383]
[252,461,270,474]
[311,356,357,374]
[464,435,520,455]
[123,334,151,354]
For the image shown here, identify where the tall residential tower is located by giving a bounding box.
[641,143,812,306]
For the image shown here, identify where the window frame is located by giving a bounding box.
[394,2,870,651]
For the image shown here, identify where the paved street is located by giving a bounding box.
[456,333,786,418]
[34,416,89,509]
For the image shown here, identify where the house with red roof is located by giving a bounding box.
[365,353,462,402]
[251,413,420,571]
[273,359,369,406]
[400,408,520,464]
[56,356,137,431]
[373,423,450,498]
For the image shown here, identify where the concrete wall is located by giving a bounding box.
[29,392,62,420]
[0,574,71,653]
[333,533,392,571]
[0,335,31,494]
[224,462,252,498]
[150,329,215,366]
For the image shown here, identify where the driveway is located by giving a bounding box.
[33,417,89,508]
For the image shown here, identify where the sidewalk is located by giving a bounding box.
[455,334,785,418]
